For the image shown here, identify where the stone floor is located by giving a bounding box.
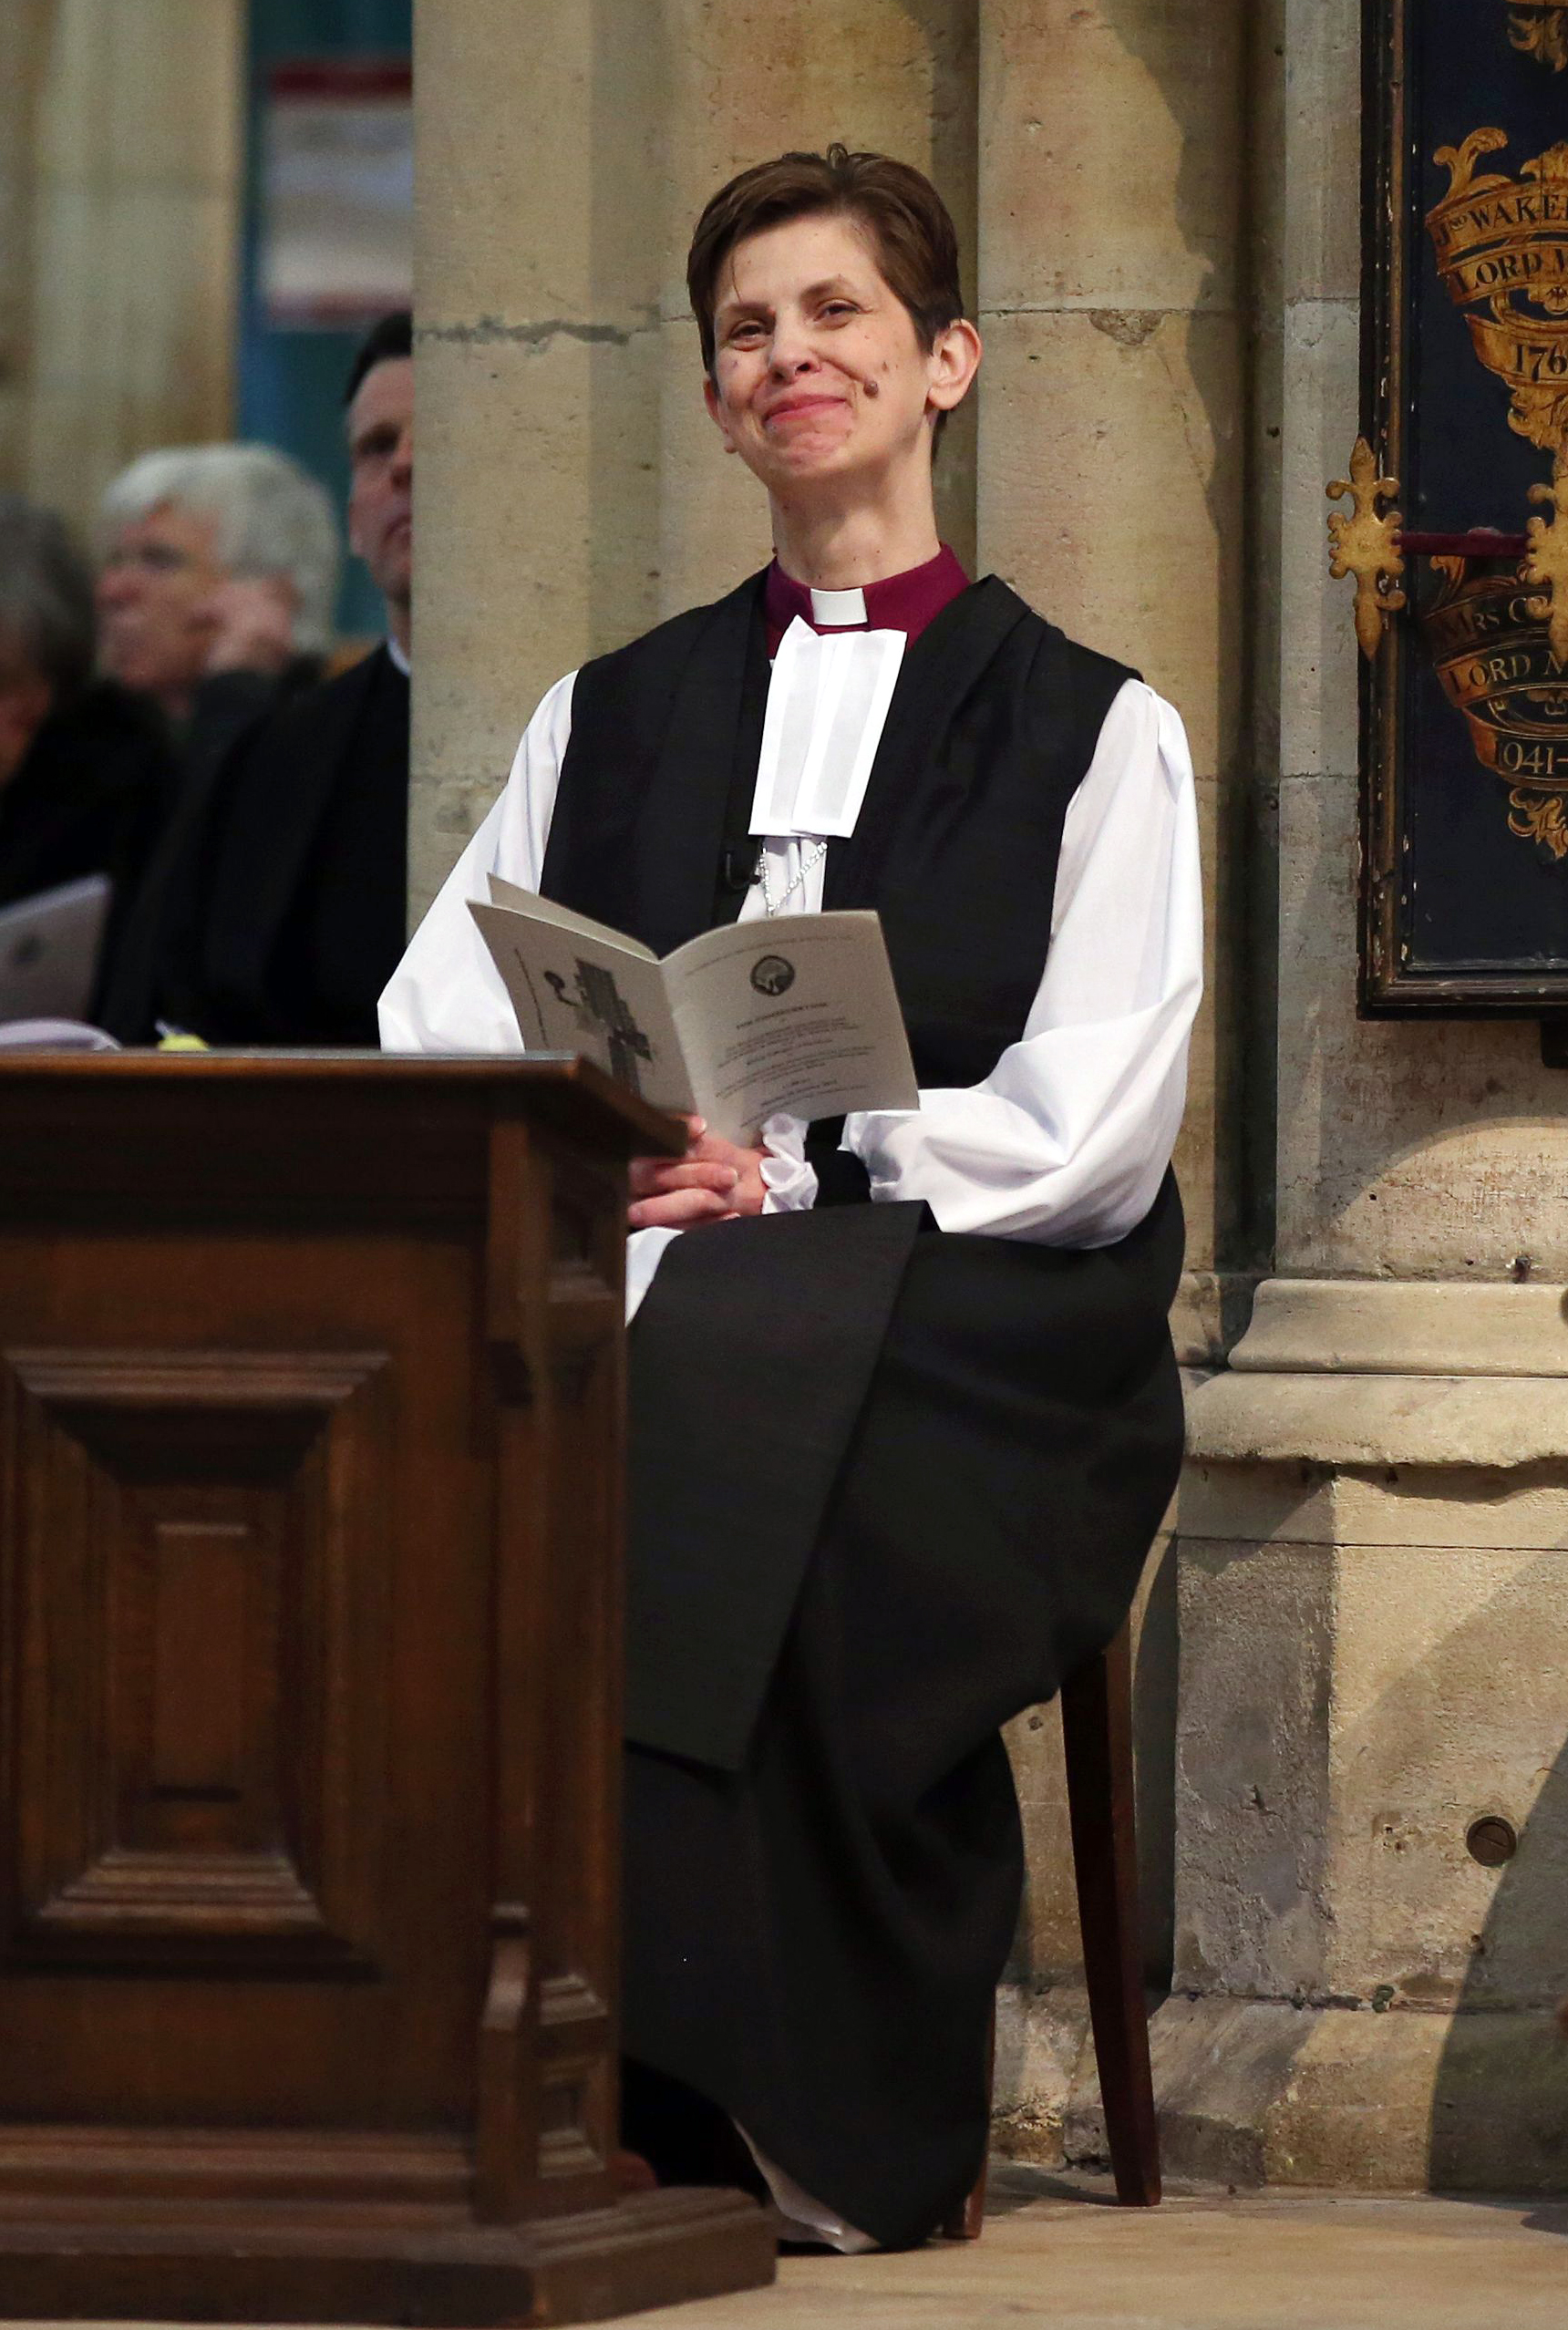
[615,2167,1568,2329]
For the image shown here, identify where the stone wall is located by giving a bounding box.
[0,0,243,530]
[0,1,54,490]
[977,0,1251,1304]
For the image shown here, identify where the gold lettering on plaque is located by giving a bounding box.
[1426,135,1568,858]
[1509,3,1568,72]
[1422,561,1568,857]
[1428,134,1568,450]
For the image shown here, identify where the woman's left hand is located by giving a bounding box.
[628,1118,769,1231]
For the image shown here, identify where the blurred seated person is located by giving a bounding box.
[98,313,412,1046]
[0,495,169,930]
[98,441,340,780]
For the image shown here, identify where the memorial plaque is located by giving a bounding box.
[1358,0,1568,1015]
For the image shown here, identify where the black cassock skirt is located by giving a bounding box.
[619,1183,1185,2250]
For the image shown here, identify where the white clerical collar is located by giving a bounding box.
[750,615,906,839]
[809,584,867,627]
[386,633,410,677]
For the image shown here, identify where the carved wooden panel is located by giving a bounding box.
[538,1972,613,2183]
[531,1155,623,2194]
[475,1125,626,2222]
[0,1060,772,2318]
[0,1348,391,1974]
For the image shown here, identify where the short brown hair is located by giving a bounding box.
[686,144,965,376]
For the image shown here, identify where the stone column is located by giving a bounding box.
[976,0,1252,1336]
[22,0,242,531]
[411,0,665,913]
[411,0,980,915]
[974,0,1253,2167]
[0,1,54,491]
[1170,0,1568,2189]
[653,0,979,619]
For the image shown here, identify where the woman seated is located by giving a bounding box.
[382,145,1202,2253]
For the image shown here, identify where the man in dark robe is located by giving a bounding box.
[98,314,412,1046]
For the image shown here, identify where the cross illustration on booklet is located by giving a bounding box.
[543,962,655,1098]
[469,877,918,1142]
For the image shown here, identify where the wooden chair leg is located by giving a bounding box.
[1060,1619,1161,2206]
[941,2004,995,2240]
[942,1618,1159,2240]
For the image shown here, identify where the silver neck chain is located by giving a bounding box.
[758,840,829,917]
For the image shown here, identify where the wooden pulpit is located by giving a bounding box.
[0,1056,775,2322]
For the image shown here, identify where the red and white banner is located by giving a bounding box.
[261,57,413,330]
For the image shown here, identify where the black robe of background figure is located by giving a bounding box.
[0,682,171,995]
[540,569,1187,2247]
[98,644,408,1047]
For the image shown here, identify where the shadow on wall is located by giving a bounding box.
[1429,1639,1568,2192]
[1434,1724,1568,2225]
[1326,1533,1568,2191]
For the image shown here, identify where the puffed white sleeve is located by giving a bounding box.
[377,672,576,1052]
[842,679,1202,1246]
[377,670,684,1320]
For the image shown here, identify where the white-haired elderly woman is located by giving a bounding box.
[98,443,340,734]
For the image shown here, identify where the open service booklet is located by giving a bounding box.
[469,876,919,1143]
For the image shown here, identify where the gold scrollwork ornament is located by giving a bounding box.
[1509,791,1568,855]
[1508,3,1568,72]
[1327,439,1406,658]
[1514,448,1568,857]
[1524,440,1568,661]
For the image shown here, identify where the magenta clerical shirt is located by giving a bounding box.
[763,544,969,658]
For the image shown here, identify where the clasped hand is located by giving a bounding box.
[198,576,301,677]
[628,1116,769,1231]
